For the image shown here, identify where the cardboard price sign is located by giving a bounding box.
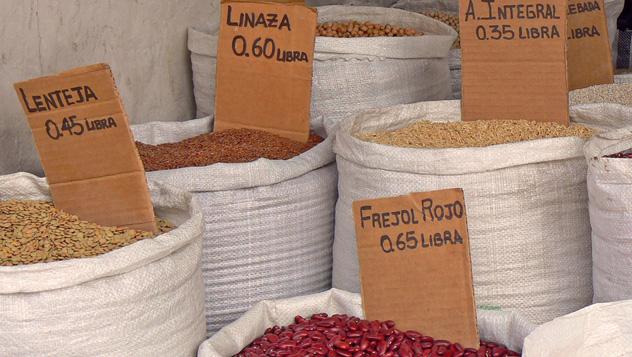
[14,64,157,233]
[460,0,569,125]
[353,188,479,348]
[567,0,614,90]
[214,1,316,143]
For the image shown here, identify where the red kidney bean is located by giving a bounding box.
[234,314,521,357]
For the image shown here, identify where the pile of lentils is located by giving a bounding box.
[422,11,460,48]
[0,200,173,266]
[136,128,323,172]
[570,83,632,106]
[316,21,421,37]
[235,313,520,357]
[357,120,594,148]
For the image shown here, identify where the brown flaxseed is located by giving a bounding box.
[137,129,323,172]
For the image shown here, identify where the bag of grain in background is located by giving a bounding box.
[132,117,337,335]
[188,6,456,131]
[579,104,632,303]
[332,100,601,326]
[0,172,206,357]
[198,289,536,356]
[522,300,632,356]
[391,0,461,99]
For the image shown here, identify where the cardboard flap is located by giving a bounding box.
[353,189,479,348]
[14,64,157,233]
[460,0,569,125]
[214,1,316,142]
[567,0,614,90]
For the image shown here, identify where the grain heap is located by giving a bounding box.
[357,120,593,148]
[316,21,421,37]
[0,200,173,266]
[235,313,520,357]
[570,83,632,106]
[422,11,460,48]
[136,128,323,172]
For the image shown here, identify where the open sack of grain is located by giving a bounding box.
[330,100,631,326]
[188,5,456,131]
[198,289,535,356]
[577,104,632,303]
[0,172,206,356]
[522,300,632,356]
[132,117,337,335]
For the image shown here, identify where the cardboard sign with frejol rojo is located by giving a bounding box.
[567,0,614,90]
[353,188,479,348]
[459,0,569,125]
[214,0,316,143]
[14,64,157,233]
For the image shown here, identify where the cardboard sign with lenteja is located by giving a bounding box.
[353,188,479,349]
[14,64,157,233]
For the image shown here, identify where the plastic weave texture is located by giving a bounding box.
[198,289,536,356]
[0,172,206,357]
[132,117,337,335]
[331,100,601,326]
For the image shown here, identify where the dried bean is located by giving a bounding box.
[317,21,422,37]
[0,200,173,266]
[234,313,520,357]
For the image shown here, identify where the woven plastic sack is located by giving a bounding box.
[581,104,632,303]
[332,100,599,325]
[523,300,632,356]
[132,117,337,335]
[391,0,461,99]
[0,172,206,357]
[198,289,536,356]
[188,6,456,130]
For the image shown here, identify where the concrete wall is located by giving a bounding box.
[0,0,219,175]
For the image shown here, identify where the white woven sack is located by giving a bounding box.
[523,300,632,356]
[198,289,536,356]
[581,104,632,303]
[188,6,457,130]
[332,100,597,326]
[0,172,206,357]
[606,0,625,66]
[132,117,337,335]
[615,73,632,84]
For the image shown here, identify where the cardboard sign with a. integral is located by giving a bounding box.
[459,0,569,125]
[567,0,613,90]
[14,64,157,233]
[214,0,316,143]
[352,188,479,348]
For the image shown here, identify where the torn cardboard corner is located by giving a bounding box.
[459,0,569,125]
[214,1,317,143]
[567,0,614,90]
[14,63,157,233]
[353,188,479,348]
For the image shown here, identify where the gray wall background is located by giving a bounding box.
[0,0,219,175]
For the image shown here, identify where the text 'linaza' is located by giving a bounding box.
[226,5,291,31]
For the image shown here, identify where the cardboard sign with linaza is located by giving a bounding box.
[358,197,466,254]
[225,5,308,63]
[463,1,562,40]
[17,85,116,140]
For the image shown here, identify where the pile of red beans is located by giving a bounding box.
[605,150,632,158]
[235,313,520,357]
